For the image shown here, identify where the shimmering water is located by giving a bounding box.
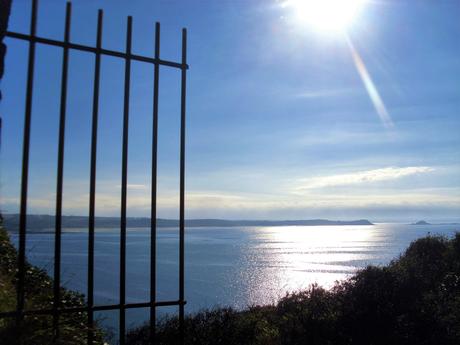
[10,223,459,330]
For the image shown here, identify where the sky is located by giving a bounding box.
[1,0,459,222]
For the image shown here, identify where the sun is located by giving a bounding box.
[285,0,366,33]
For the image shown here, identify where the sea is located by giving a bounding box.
[9,223,459,336]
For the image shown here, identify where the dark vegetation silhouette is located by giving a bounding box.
[127,232,460,345]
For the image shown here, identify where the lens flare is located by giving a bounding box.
[346,36,394,128]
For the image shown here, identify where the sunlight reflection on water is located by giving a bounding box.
[236,225,377,306]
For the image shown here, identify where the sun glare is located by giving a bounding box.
[286,0,366,33]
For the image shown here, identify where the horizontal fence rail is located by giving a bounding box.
[0,300,187,318]
[6,32,189,69]
[1,0,188,344]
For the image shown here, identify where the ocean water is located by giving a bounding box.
[9,223,459,332]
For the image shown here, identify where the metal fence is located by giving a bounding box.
[0,0,188,344]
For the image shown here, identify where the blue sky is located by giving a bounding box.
[1,0,459,222]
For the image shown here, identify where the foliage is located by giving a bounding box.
[0,221,106,345]
[127,233,460,345]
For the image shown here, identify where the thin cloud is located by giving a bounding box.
[295,88,355,99]
[115,184,147,190]
[2,186,459,219]
[295,166,434,190]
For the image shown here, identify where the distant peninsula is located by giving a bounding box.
[2,214,373,232]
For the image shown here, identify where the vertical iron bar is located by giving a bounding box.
[179,28,187,345]
[120,16,132,345]
[17,0,37,323]
[53,2,71,341]
[150,21,160,344]
[88,9,103,345]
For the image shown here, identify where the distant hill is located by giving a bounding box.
[413,220,431,225]
[2,214,373,232]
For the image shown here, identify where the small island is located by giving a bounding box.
[413,220,431,225]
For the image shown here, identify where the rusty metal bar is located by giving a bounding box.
[179,27,187,344]
[53,2,72,341]
[0,300,186,318]
[17,0,37,324]
[5,31,188,70]
[119,15,133,345]
[3,1,189,343]
[87,8,103,345]
[150,21,161,345]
